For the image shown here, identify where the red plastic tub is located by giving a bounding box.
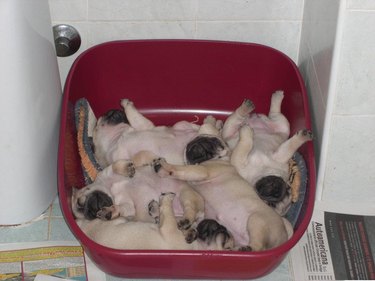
[58,40,316,279]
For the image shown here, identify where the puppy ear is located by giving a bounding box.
[71,186,79,201]
[71,186,84,219]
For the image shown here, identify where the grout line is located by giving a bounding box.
[329,113,375,117]
[47,202,53,241]
[62,19,302,23]
[346,8,375,12]
[85,0,89,21]
[194,0,198,39]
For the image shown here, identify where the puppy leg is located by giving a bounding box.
[131,150,160,167]
[158,193,185,242]
[112,160,136,177]
[178,186,204,230]
[269,90,284,115]
[245,213,291,251]
[153,158,210,182]
[273,129,313,163]
[245,212,269,251]
[158,192,198,245]
[267,90,290,136]
[230,125,253,169]
[222,99,255,146]
[121,99,155,130]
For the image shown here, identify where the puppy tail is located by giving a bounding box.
[282,217,294,239]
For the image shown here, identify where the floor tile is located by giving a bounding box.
[49,217,77,241]
[0,218,49,243]
[51,196,63,217]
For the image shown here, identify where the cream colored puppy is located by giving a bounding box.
[76,193,234,250]
[222,91,313,215]
[72,151,205,240]
[93,99,222,167]
[153,122,293,251]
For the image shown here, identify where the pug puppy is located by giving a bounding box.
[76,193,235,250]
[221,91,313,215]
[72,151,205,241]
[93,99,222,167]
[152,122,293,251]
[153,157,293,251]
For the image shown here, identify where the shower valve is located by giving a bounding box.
[53,24,81,57]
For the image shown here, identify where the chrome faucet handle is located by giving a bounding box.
[53,24,81,57]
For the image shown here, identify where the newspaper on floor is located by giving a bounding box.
[0,241,106,281]
[290,201,375,281]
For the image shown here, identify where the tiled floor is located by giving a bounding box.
[0,196,294,281]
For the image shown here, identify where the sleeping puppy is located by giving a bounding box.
[76,192,234,250]
[93,99,222,167]
[221,91,313,215]
[153,124,293,251]
[71,151,205,241]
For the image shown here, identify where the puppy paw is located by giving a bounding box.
[97,206,117,220]
[185,228,198,244]
[148,200,160,223]
[127,162,136,178]
[272,90,284,99]
[177,218,192,230]
[112,160,136,178]
[120,99,133,108]
[159,192,176,204]
[238,246,252,252]
[239,99,255,116]
[203,115,217,126]
[296,129,313,141]
[152,158,165,173]
[152,158,173,177]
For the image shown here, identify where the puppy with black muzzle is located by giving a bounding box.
[72,151,205,242]
[93,99,222,167]
[153,123,294,251]
[221,91,313,215]
[76,192,235,250]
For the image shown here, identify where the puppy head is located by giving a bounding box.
[101,109,129,125]
[255,175,292,215]
[197,219,235,250]
[72,187,113,220]
[185,135,229,165]
[255,175,288,203]
[93,109,131,166]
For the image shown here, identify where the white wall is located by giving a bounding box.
[298,0,341,165]
[300,0,375,206]
[321,0,375,204]
[48,0,304,83]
